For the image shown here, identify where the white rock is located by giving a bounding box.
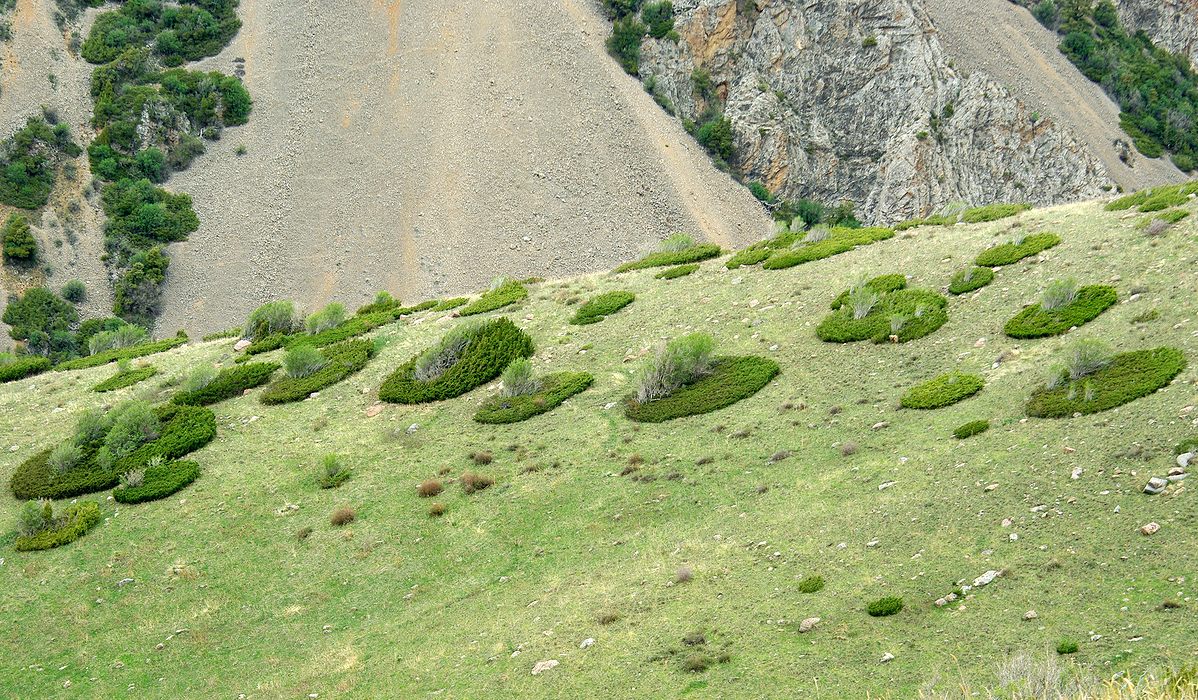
[799,617,820,633]
[234,339,251,351]
[1178,452,1193,468]
[1144,477,1168,495]
[1141,522,1160,536]
[531,659,559,675]
[1023,610,1038,620]
[973,570,1001,587]
[579,638,594,649]
[1071,467,1083,480]
[880,652,895,663]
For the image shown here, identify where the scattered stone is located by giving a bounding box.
[1140,522,1160,536]
[308,392,320,399]
[878,481,896,491]
[579,638,594,649]
[974,338,986,348]
[1178,452,1194,468]
[603,402,618,410]
[1023,610,1038,621]
[973,570,1001,587]
[1071,467,1083,480]
[234,339,251,351]
[799,617,820,633]
[1144,477,1168,495]
[1169,467,1186,477]
[531,659,559,675]
[984,483,999,492]
[275,503,300,516]
[880,652,895,663]
[872,421,889,431]
[365,404,384,418]
[406,423,419,434]
[1001,518,1013,528]
[116,578,134,587]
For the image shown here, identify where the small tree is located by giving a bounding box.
[306,302,347,335]
[284,345,327,378]
[61,279,86,303]
[244,300,297,340]
[2,213,37,262]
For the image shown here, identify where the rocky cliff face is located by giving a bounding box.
[1115,0,1198,65]
[637,0,1114,224]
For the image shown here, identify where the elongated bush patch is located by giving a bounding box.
[475,372,593,424]
[93,365,158,392]
[1003,285,1117,338]
[974,233,1060,267]
[900,373,984,409]
[1026,347,1185,417]
[571,292,635,325]
[172,362,279,406]
[625,356,779,422]
[260,340,374,405]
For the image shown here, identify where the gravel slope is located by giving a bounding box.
[922,0,1184,191]
[157,0,769,336]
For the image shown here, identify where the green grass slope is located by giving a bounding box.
[1,200,1197,697]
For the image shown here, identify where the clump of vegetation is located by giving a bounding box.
[727,226,893,271]
[2,213,37,263]
[797,575,825,594]
[867,596,903,617]
[0,115,82,210]
[656,264,699,280]
[306,303,347,335]
[1056,639,1079,655]
[93,362,157,393]
[953,419,990,439]
[417,480,443,498]
[900,373,985,409]
[1029,345,1185,417]
[380,318,535,404]
[113,458,200,504]
[948,266,995,295]
[170,362,279,406]
[461,471,494,494]
[499,358,540,397]
[318,454,350,489]
[974,232,1061,267]
[56,334,188,371]
[476,369,594,424]
[330,506,356,526]
[901,203,1031,229]
[88,323,149,356]
[14,500,102,551]
[61,280,87,303]
[459,278,529,316]
[2,286,79,360]
[180,364,218,394]
[244,301,298,341]
[626,334,779,422]
[0,355,52,384]
[817,279,948,344]
[260,339,375,405]
[1004,282,1117,338]
[570,291,635,325]
[284,344,328,379]
[616,236,721,272]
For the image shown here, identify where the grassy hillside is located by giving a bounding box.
[1,199,1197,698]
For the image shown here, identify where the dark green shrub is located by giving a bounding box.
[242,333,287,356]
[459,279,528,316]
[1003,285,1117,338]
[475,372,593,424]
[655,264,699,279]
[901,373,984,409]
[642,1,674,38]
[866,596,903,617]
[817,288,948,344]
[10,404,215,500]
[974,232,1061,266]
[171,362,279,406]
[1056,639,1079,655]
[93,365,157,392]
[14,501,102,552]
[243,300,297,341]
[1027,347,1185,417]
[202,327,242,341]
[113,460,199,503]
[696,116,733,160]
[2,213,37,262]
[797,575,825,594]
[759,227,894,270]
[607,16,647,74]
[948,266,994,295]
[953,419,990,439]
[0,116,81,210]
[615,243,721,272]
[3,286,78,359]
[433,297,468,311]
[55,335,187,371]
[260,339,375,405]
[960,203,1031,223]
[626,356,779,422]
[0,356,52,383]
[380,319,535,404]
[61,280,87,303]
[112,246,171,326]
[1175,436,1198,455]
[829,274,907,310]
[570,291,635,325]
[747,181,771,202]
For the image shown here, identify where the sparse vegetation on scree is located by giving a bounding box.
[2,195,1198,698]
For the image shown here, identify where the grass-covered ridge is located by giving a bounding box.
[1,197,1197,697]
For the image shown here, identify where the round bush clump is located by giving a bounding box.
[625,356,779,423]
[14,501,102,552]
[948,266,994,295]
[458,279,528,316]
[1027,347,1186,417]
[93,365,158,392]
[615,243,721,272]
[570,291,635,325]
[172,362,280,405]
[1,356,53,383]
[260,340,374,405]
[475,372,593,424]
[974,232,1060,267]
[953,419,990,439]
[380,318,535,404]
[817,288,948,344]
[1056,639,1079,655]
[9,404,216,501]
[54,335,188,372]
[900,373,984,409]
[761,227,894,270]
[655,264,699,280]
[866,596,903,617]
[797,575,825,594]
[113,460,200,503]
[829,274,907,309]
[1003,285,1117,338]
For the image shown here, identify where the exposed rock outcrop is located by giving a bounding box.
[1115,0,1198,66]
[637,0,1114,224]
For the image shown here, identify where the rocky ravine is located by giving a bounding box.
[638,0,1117,224]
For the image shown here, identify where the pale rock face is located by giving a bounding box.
[1115,0,1198,67]
[637,0,1113,225]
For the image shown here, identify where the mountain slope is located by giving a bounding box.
[154,0,768,337]
[924,0,1184,192]
[2,195,1197,697]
